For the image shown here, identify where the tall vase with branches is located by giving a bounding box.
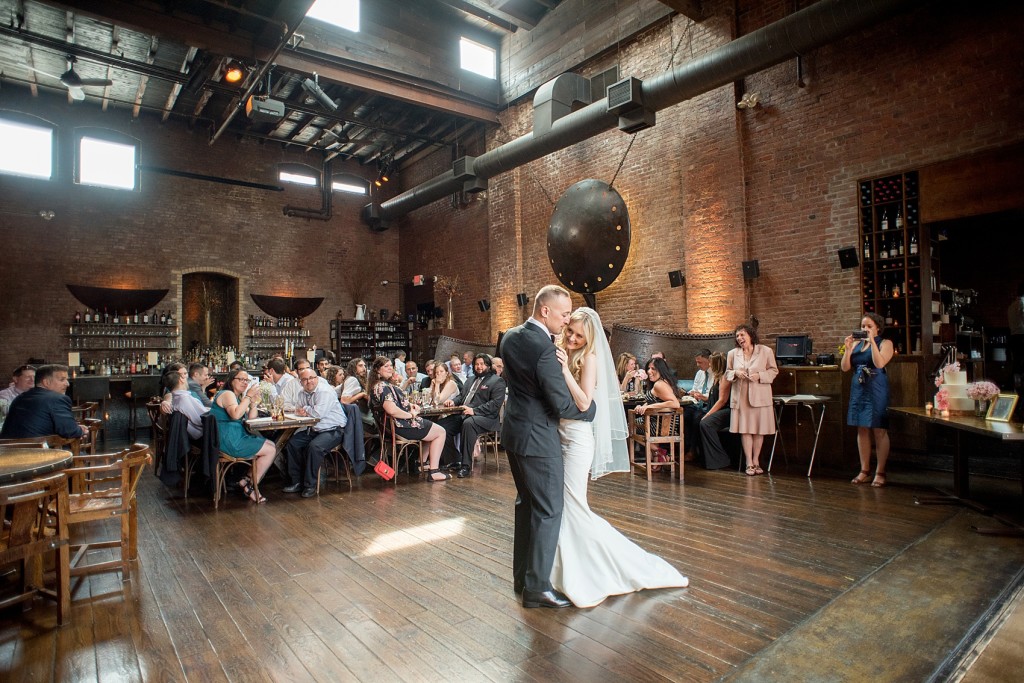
[435,275,461,330]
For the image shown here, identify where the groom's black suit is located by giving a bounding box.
[499,320,595,595]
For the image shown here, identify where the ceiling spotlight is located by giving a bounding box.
[374,178,383,187]
[224,60,246,84]
[380,173,389,183]
[300,73,338,111]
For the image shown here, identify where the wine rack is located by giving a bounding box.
[330,319,410,365]
[858,170,936,355]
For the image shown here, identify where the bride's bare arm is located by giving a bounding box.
[558,349,595,411]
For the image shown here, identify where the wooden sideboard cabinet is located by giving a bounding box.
[773,366,852,473]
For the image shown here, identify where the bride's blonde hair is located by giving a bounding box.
[561,309,598,382]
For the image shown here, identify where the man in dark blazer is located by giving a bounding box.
[0,364,86,440]
[444,353,507,478]
[499,285,595,608]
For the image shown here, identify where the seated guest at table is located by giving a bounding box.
[400,360,427,393]
[187,362,214,407]
[726,323,778,476]
[448,354,468,382]
[492,357,504,377]
[212,371,275,503]
[341,357,375,432]
[324,365,345,398]
[0,364,35,403]
[616,352,641,393]
[430,363,461,406]
[228,360,244,372]
[462,351,475,374]
[444,354,507,478]
[316,356,330,378]
[163,369,208,440]
[682,349,713,461]
[0,364,86,440]
[419,360,437,390]
[158,363,187,414]
[700,352,733,470]
[842,313,893,487]
[634,357,682,438]
[368,356,450,481]
[264,358,300,408]
[284,368,348,497]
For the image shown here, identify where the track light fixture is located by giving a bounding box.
[224,60,246,84]
[300,73,338,111]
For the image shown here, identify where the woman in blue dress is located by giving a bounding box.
[841,312,893,487]
[211,370,277,502]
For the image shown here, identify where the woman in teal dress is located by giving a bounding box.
[211,370,276,503]
[841,312,893,488]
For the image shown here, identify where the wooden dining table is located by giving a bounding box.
[0,447,75,484]
[245,414,321,471]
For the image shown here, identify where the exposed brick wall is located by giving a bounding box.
[2,2,1022,377]
[396,1,1024,357]
[0,89,400,373]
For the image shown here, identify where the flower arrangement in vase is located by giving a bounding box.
[966,380,1000,416]
[434,275,461,329]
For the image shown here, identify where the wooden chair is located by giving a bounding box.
[213,452,259,508]
[0,435,81,458]
[70,401,99,420]
[0,472,70,625]
[476,401,506,472]
[318,445,354,494]
[146,400,168,470]
[372,407,423,482]
[60,443,151,582]
[628,407,685,481]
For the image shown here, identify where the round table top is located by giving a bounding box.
[0,447,74,484]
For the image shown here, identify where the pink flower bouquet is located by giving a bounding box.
[966,381,1000,402]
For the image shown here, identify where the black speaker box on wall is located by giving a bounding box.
[742,260,760,280]
[668,270,685,288]
[516,293,529,307]
[837,247,859,269]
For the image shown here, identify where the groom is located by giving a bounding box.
[499,285,596,608]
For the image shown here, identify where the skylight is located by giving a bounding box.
[78,137,136,190]
[0,119,53,179]
[306,0,359,32]
[460,37,496,79]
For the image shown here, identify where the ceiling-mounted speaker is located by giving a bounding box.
[668,270,685,288]
[742,260,761,280]
[838,247,859,269]
[478,299,490,312]
[516,293,529,307]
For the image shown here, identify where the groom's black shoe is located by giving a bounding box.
[522,588,571,609]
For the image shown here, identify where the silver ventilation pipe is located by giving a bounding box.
[370,0,918,224]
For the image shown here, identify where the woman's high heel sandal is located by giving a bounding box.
[425,469,451,483]
[851,470,871,485]
[871,472,887,488]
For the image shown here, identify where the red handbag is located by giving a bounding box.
[374,460,395,480]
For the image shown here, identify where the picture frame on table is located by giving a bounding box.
[985,394,1018,422]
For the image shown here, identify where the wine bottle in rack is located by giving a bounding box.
[880,210,889,231]
[863,235,872,260]
[909,231,918,255]
[895,210,904,230]
[879,237,889,260]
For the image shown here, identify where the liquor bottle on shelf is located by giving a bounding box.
[74,310,81,323]
[895,210,904,230]
[909,231,918,255]
[113,310,120,324]
[160,310,167,324]
[879,237,889,260]
[133,310,139,324]
[880,210,889,231]
[84,309,92,323]
[884,305,893,326]
[862,235,871,260]
[881,273,890,297]
[896,234,904,257]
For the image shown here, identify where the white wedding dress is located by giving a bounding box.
[550,419,689,608]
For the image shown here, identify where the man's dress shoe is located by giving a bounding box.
[282,483,302,494]
[456,466,471,478]
[301,487,317,498]
[522,588,572,608]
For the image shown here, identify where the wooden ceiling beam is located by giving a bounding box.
[274,52,498,124]
[457,0,539,30]
[431,0,519,32]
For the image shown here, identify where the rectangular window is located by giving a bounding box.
[0,119,53,179]
[460,37,496,79]
[306,0,359,32]
[79,137,136,190]
[332,180,367,195]
[280,170,318,186]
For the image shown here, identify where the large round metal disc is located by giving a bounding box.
[547,179,630,294]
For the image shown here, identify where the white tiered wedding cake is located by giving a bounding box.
[939,367,974,414]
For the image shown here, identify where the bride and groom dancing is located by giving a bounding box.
[500,285,688,608]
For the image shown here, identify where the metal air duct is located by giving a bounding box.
[369,0,918,224]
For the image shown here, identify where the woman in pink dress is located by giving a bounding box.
[726,324,778,475]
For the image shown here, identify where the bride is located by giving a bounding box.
[551,307,689,607]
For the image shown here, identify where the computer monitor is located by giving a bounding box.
[776,335,812,365]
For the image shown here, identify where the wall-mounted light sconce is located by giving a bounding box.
[223,60,247,84]
[478,299,491,312]
[736,92,760,109]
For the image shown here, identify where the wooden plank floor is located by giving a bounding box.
[0,453,989,682]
